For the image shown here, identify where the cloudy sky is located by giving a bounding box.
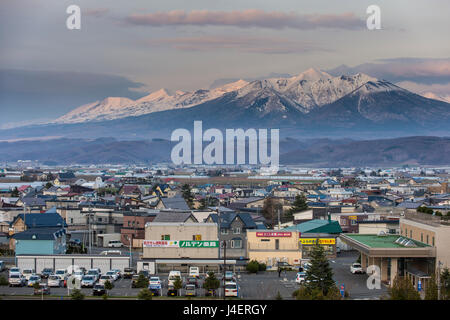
[0,0,449,127]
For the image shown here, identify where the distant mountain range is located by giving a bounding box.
[1,136,449,167]
[0,68,449,141]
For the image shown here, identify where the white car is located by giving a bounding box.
[149,276,161,287]
[81,275,96,288]
[99,275,113,285]
[87,269,101,281]
[108,240,123,248]
[47,275,62,287]
[22,269,35,281]
[111,269,122,279]
[225,282,239,297]
[27,275,41,287]
[55,269,68,280]
[295,272,306,284]
[9,274,26,287]
[73,270,85,281]
[350,263,364,274]
[105,271,119,281]
[9,267,21,277]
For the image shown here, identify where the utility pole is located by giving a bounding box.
[277,207,281,230]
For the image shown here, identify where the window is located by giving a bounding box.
[410,230,412,238]
[426,235,429,244]
[432,237,435,246]
[421,233,423,242]
[193,234,202,241]
[233,227,241,234]
[275,239,279,250]
[161,234,170,240]
[231,239,242,248]
[221,228,228,235]
[350,220,357,226]
[128,221,131,227]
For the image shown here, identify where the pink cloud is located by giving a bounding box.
[125,9,364,30]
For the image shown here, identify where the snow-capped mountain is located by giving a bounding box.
[54,69,377,123]
[54,80,249,123]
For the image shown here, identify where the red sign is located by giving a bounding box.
[256,232,292,237]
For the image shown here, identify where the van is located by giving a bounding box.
[108,240,123,248]
[189,267,200,278]
[168,270,182,286]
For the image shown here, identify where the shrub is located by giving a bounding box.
[137,288,153,300]
[70,289,85,300]
[246,260,259,273]
[275,291,283,300]
[0,276,8,286]
[104,280,113,290]
[258,262,267,272]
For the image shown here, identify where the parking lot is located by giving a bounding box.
[0,250,387,300]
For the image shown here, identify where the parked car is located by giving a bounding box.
[99,275,113,286]
[186,276,199,288]
[224,282,239,297]
[167,284,178,296]
[168,271,182,286]
[139,270,150,279]
[295,272,306,284]
[105,271,119,281]
[55,269,68,281]
[47,275,62,287]
[131,274,141,288]
[34,284,50,295]
[225,271,235,282]
[69,239,81,246]
[41,268,54,279]
[8,267,21,277]
[149,276,161,287]
[8,274,26,287]
[73,270,85,281]
[22,269,35,281]
[350,263,364,274]
[302,262,312,271]
[93,284,106,296]
[148,282,162,296]
[108,240,123,248]
[81,275,96,288]
[27,275,41,287]
[87,269,101,281]
[111,269,122,279]
[189,266,200,278]
[123,268,135,279]
[185,284,197,297]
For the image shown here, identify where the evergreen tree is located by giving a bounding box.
[203,272,220,296]
[262,197,279,227]
[440,268,450,300]
[287,194,308,219]
[425,273,438,300]
[181,184,194,209]
[388,276,421,300]
[304,240,335,295]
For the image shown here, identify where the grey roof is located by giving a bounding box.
[152,211,197,223]
[12,227,66,241]
[207,212,257,229]
[21,197,46,207]
[160,196,190,210]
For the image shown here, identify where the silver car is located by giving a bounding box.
[47,275,62,287]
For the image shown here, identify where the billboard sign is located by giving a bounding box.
[256,232,292,237]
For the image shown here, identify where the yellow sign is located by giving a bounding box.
[299,238,336,245]
[348,216,357,220]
